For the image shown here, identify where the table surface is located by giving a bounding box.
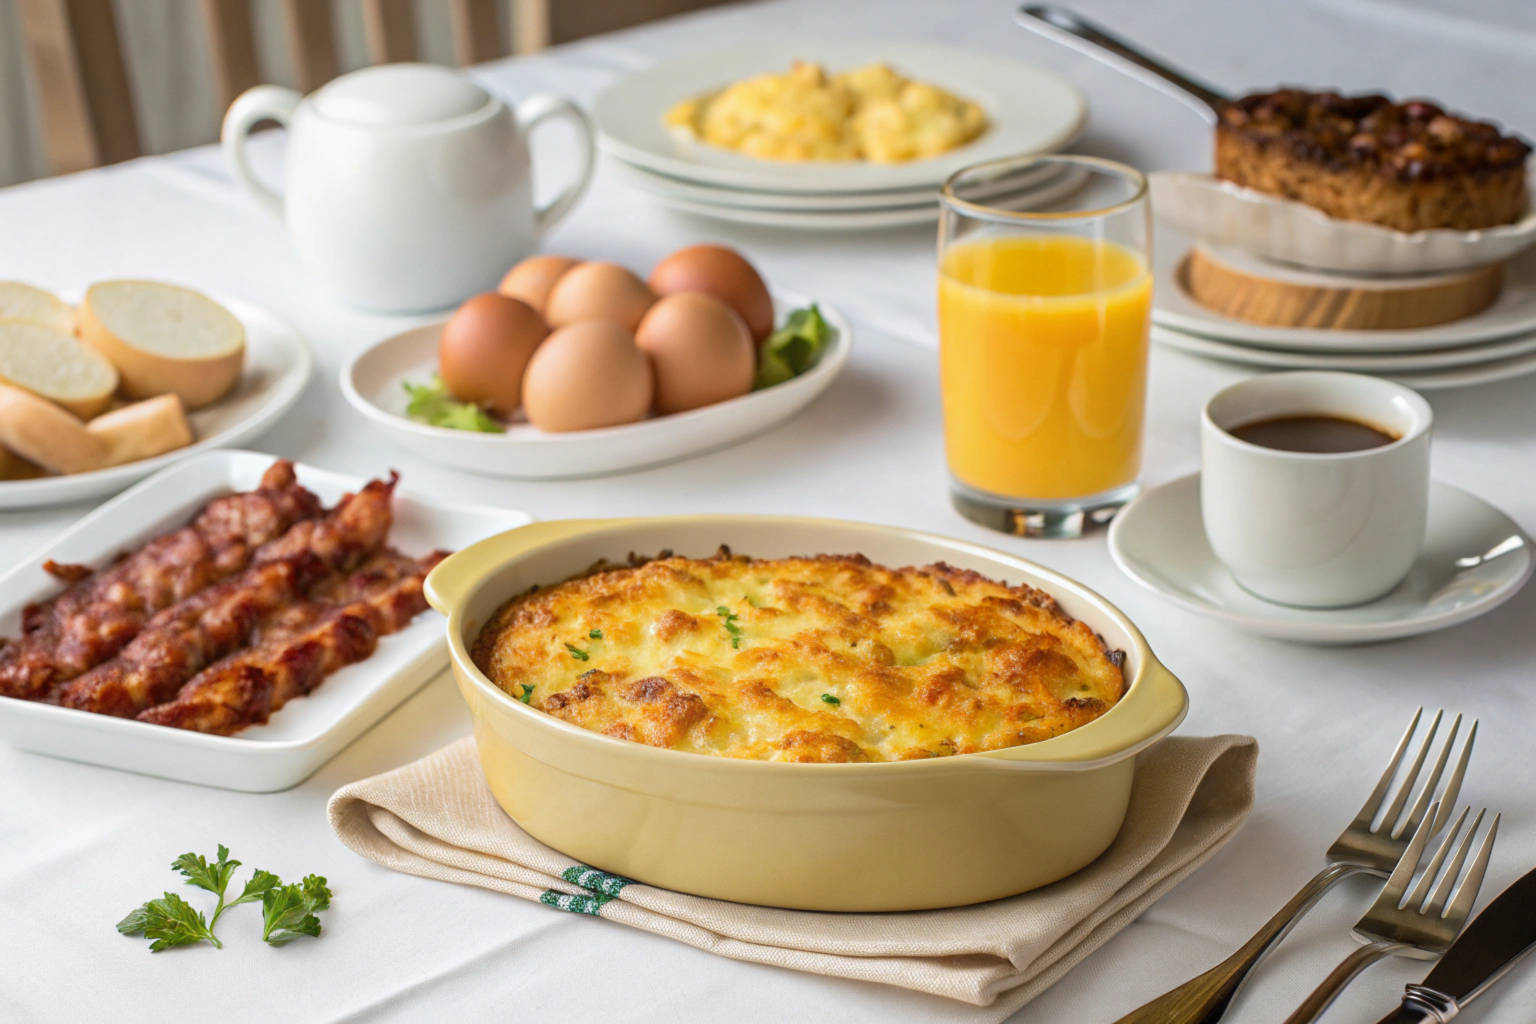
[4,1,1536,1021]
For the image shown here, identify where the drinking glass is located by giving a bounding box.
[938,155,1152,538]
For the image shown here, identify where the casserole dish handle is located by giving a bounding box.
[973,651,1188,769]
[425,519,623,614]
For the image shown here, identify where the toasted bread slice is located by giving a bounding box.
[0,381,105,475]
[0,282,75,334]
[0,320,119,418]
[86,393,194,467]
[78,281,245,409]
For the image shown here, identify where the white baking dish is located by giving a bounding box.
[0,449,531,791]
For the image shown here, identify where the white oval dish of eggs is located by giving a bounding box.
[340,265,851,480]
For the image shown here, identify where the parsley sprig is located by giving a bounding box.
[402,375,502,433]
[820,694,841,706]
[565,642,589,661]
[518,683,535,704]
[716,606,743,649]
[262,875,333,946]
[118,845,330,952]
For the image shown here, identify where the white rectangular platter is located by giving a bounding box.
[0,449,532,791]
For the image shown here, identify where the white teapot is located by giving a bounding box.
[221,64,595,313]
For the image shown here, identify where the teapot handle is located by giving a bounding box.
[221,85,302,218]
[514,94,597,236]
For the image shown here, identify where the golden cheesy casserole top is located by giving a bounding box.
[471,550,1126,763]
[664,61,988,164]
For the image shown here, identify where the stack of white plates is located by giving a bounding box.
[1152,235,1536,391]
[592,40,1089,230]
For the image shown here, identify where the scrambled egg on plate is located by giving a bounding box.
[664,61,989,164]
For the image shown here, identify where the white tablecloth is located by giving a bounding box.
[3,1,1535,1021]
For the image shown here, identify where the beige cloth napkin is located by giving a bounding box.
[329,733,1257,1013]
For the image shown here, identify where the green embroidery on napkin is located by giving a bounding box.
[561,865,631,897]
[538,890,611,916]
[536,865,633,917]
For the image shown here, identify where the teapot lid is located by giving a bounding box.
[311,64,492,127]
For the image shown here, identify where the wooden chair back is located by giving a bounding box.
[15,0,507,176]
[16,0,730,178]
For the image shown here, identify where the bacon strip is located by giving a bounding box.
[55,475,398,717]
[0,462,322,700]
[138,550,446,735]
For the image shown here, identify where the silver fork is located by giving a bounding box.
[1283,802,1500,1024]
[1114,709,1475,1024]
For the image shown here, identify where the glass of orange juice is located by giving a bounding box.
[938,155,1152,538]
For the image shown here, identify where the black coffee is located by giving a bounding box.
[1228,415,1398,453]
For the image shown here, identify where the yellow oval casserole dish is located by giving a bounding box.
[425,516,1188,911]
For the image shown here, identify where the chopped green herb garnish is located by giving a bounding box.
[716,605,743,649]
[518,684,535,704]
[754,304,831,390]
[565,643,589,661]
[402,375,502,433]
[588,629,603,640]
[820,694,841,706]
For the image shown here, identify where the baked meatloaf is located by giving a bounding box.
[471,548,1126,763]
[1215,89,1531,232]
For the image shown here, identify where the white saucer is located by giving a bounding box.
[1152,230,1536,353]
[1107,474,1532,644]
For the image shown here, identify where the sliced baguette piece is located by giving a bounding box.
[77,281,245,409]
[0,382,106,475]
[0,282,75,334]
[0,320,119,418]
[86,393,194,467]
[0,444,47,481]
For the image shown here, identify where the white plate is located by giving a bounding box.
[1153,232,1536,353]
[609,155,1068,210]
[1151,325,1536,372]
[1153,326,1536,391]
[0,449,531,791]
[593,39,1087,195]
[1107,474,1532,644]
[1151,170,1536,276]
[634,191,940,229]
[0,292,313,509]
[630,164,1093,231]
[342,292,851,479]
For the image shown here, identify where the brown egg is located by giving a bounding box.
[635,294,755,415]
[544,261,655,331]
[522,321,653,432]
[648,244,774,344]
[498,255,581,315]
[438,293,549,416]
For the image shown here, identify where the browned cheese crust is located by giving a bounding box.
[1215,89,1531,231]
[472,550,1127,763]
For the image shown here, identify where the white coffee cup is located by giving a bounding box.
[1201,371,1432,608]
[221,64,595,313]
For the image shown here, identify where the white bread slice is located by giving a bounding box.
[0,320,119,418]
[0,444,47,481]
[77,281,245,409]
[86,393,193,467]
[0,282,74,334]
[0,382,105,474]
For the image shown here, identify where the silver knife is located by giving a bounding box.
[1375,864,1536,1023]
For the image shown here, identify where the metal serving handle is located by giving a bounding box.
[1016,5,1231,124]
